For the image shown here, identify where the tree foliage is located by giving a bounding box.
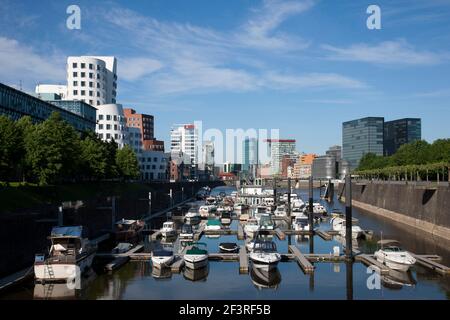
[0,112,141,185]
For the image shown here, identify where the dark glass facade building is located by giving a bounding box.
[384,118,421,156]
[0,83,96,132]
[342,117,384,169]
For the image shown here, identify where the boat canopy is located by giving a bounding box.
[207,219,221,226]
[50,226,83,238]
[181,224,193,233]
[253,241,277,252]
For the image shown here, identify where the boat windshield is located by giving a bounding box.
[163,222,173,228]
[181,225,193,233]
[383,246,404,252]
[259,215,273,226]
[254,241,277,253]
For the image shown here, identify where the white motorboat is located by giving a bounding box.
[179,224,194,240]
[160,221,177,238]
[274,205,287,217]
[313,203,327,215]
[151,249,174,268]
[374,240,416,272]
[205,196,217,205]
[184,209,201,224]
[244,218,260,238]
[249,240,281,271]
[220,211,232,225]
[205,218,221,231]
[331,217,363,239]
[199,205,216,218]
[184,242,208,269]
[34,226,96,282]
[292,216,310,231]
[259,214,275,231]
[246,239,256,252]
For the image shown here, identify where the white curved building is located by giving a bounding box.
[96,104,127,148]
[66,56,117,106]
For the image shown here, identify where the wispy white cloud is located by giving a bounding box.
[119,57,164,81]
[0,37,65,90]
[265,72,367,90]
[322,40,446,65]
[414,88,450,98]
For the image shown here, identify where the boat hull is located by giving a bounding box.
[34,253,95,282]
[249,254,281,271]
[184,255,208,269]
[152,256,174,268]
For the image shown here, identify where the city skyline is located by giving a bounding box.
[1,0,450,154]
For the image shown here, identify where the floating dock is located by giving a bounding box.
[316,230,333,240]
[355,254,390,275]
[412,254,450,275]
[239,245,249,274]
[288,245,314,274]
[105,256,130,271]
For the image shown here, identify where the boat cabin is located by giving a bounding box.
[253,241,277,253]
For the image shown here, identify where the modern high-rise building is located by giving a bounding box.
[326,145,342,161]
[170,124,198,179]
[384,118,422,156]
[342,117,384,169]
[243,138,259,172]
[36,56,118,107]
[265,139,297,175]
[312,155,338,179]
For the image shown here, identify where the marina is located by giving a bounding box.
[1,183,450,300]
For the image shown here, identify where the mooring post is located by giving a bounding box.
[328,178,334,202]
[148,192,152,216]
[308,176,314,235]
[169,189,173,207]
[346,260,353,300]
[273,178,277,207]
[58,205,63,226]
[111,196,116,231]
[181,187,184,201]
[345,174,352,260]
[287,177,291,218]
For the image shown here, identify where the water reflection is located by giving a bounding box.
[183,265,209,282]
[250,266,281,290]
[152,266,172,280]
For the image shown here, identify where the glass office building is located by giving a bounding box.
[342,117,384,169]
[243,138,258,172]
[384,118,421,156]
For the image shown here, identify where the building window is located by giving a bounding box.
[89,100,93,105]
[89,73,93,79]
[99,124,103,130]
[114,134,118,140]
[73,90,78,95]
[96,92,100,97]
[89,91,93,97]
[81,81,85,87]
[81,63,85,69]
[97,101,100,106]
[106,124,111,130]
[154,157,158,162]
[73,72,78,77]
[113,115,117,121]
[81,72,86,77]
[89,64,93,70]
[89,82,93,88]
[73,81,78,86]
[98,114,104,120]
[114,124,117,130]
[106,115,111,121]
[96,83,100,88]
[97,73,101,80]
[72,62,77,68]
[97,65,101,70]
[106,133,111,139]
[81,90,85,95]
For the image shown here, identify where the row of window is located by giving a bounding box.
[71,62,103,70]
[140,165,165,170]
[71,71,102,80]
[98,124,126,131]
[98,114,125,122]
[98,133,125,140]
[73,90,101,98]
[73,81,104,89]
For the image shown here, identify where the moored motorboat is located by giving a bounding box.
[259,214,275,231]
[249,240,281,271]
[151,249,175,268]
[179,223,194,240]
[219,242,239,253]
[184,242,209,269]
[184,208,201,224]
[292,216,310,231]
[160,221,177,238]
[220,211,232,225]
[112,242,133,254]
[331,217,363,239]
[244,218,260,238]
[34,226,96,283]
[205,218,221,231]
[113,219,145,242]
[374,240,416,272]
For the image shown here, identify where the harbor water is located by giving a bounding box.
[2,186,450,300]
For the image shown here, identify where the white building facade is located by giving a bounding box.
[66,56,117,106]
[95,103,127,148]
[266,139,297,175]
[170,124,198,179]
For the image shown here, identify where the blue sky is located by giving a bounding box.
[1,0,450,155]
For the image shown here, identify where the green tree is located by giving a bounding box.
[0,116,25,182]
[16,116,34,181]
[116,145,140,180]
[105,139,119,178]
[25,112,81,185]
[429,139,450,163]
[79,132,109,180]
[390,140,431,166]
